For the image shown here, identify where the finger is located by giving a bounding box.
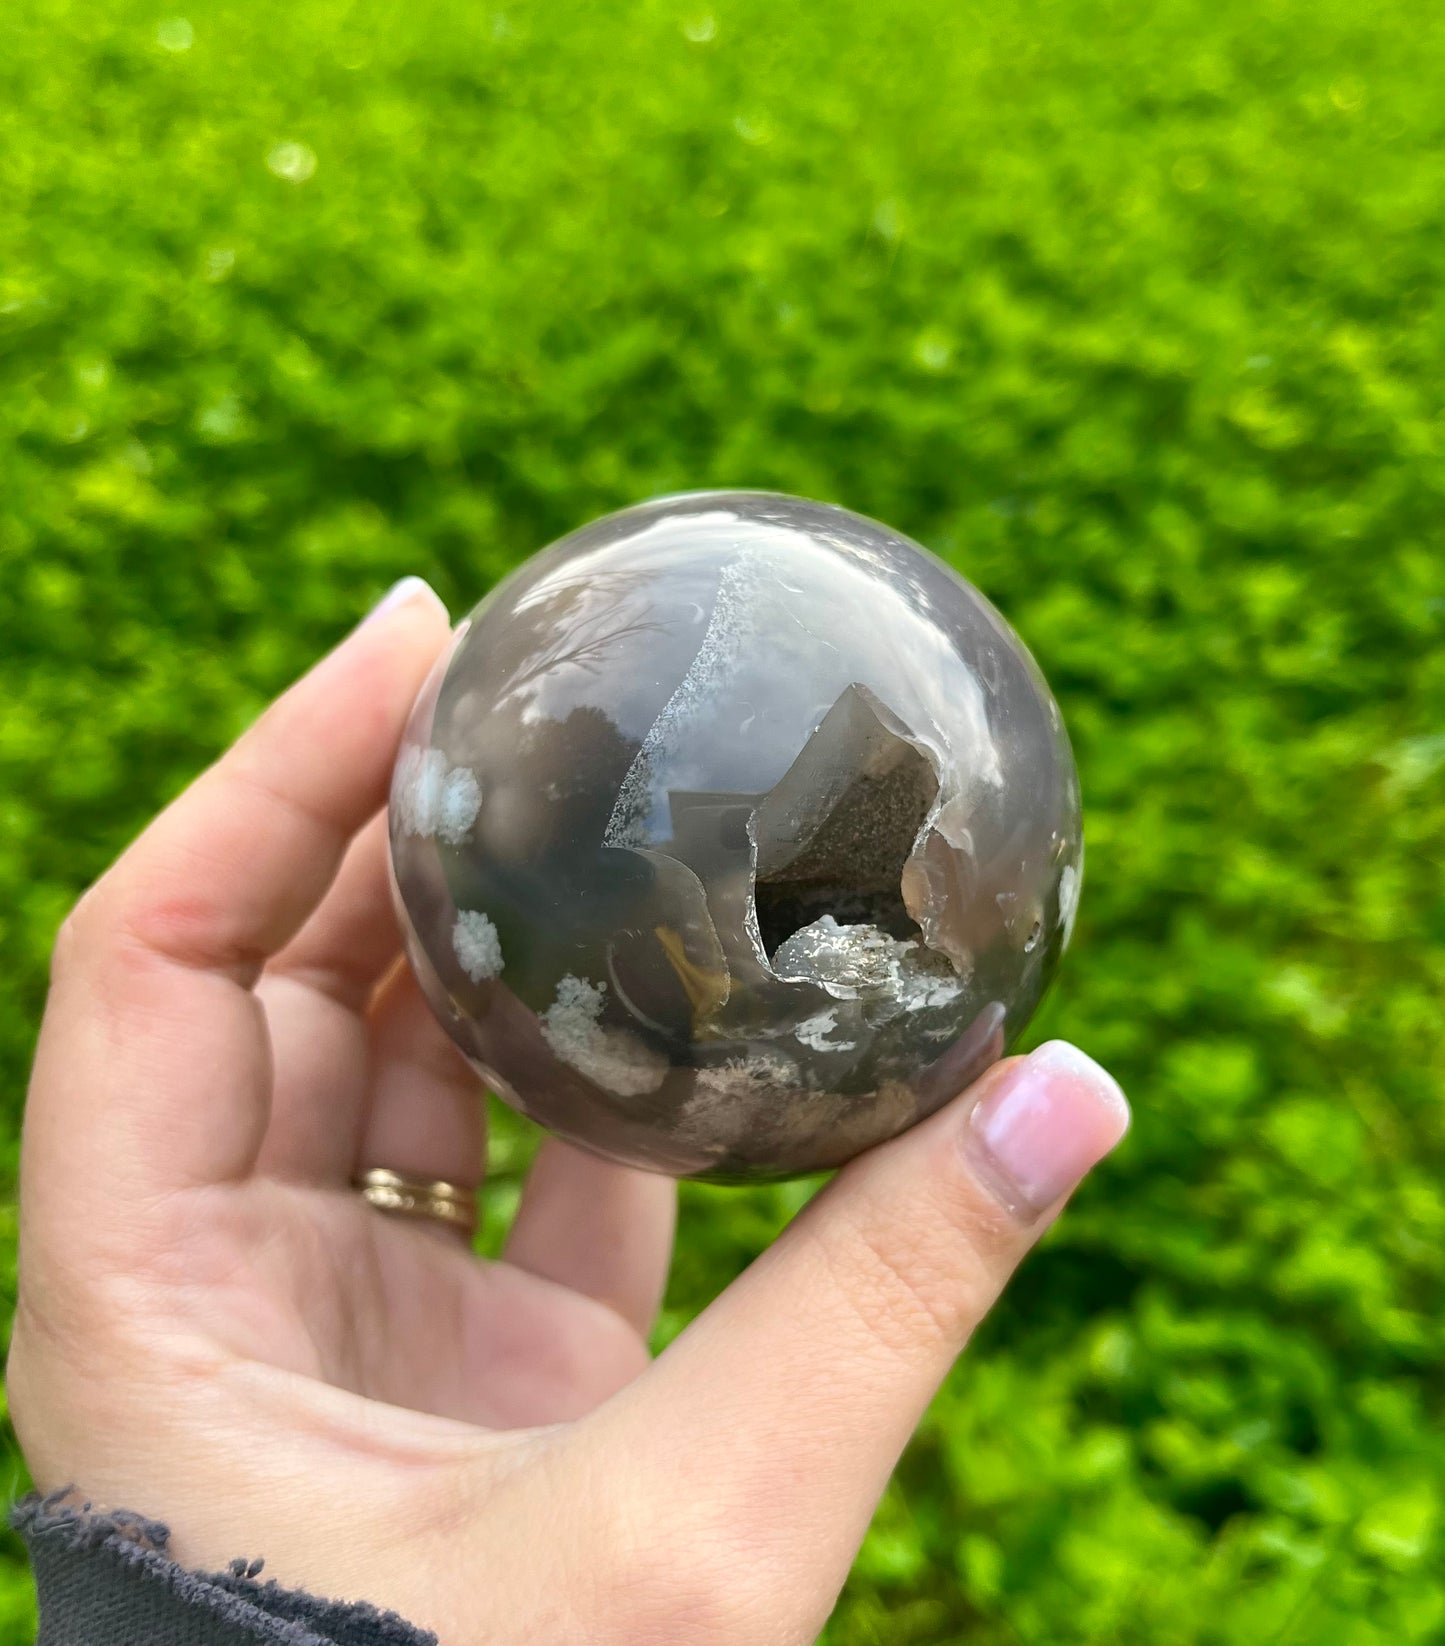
[355,963,487,1232]
[266,810,401,1011]
[24,580,452,1230]
[504,1139,676,1338]
[603,1041,1129,1629]
[255,813,399,1183]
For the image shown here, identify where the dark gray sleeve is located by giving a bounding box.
[12,1491,437,1646]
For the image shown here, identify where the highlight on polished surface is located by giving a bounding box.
[389,491,1083,1181]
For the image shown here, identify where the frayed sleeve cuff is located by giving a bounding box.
[12,1490,437,1646]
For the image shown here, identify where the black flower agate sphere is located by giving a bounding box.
[389,492,1082,1182]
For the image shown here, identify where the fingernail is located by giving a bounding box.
[364,576,446,625]
[963,1041,1130,1220]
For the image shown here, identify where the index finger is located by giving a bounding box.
[22,580,452,1229]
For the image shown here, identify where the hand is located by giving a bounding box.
[7,579,1129,1646]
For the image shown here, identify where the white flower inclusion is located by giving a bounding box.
[540,975,668,1098]
[397,747,482,845]
[453,911,503,982]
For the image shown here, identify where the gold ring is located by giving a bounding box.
[354,1168,477,1236]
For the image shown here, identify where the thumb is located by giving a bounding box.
[603,1041,1129,1637]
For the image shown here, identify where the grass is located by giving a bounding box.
[1,0,1443,1638]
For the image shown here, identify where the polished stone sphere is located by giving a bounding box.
[390,492,1082,1181]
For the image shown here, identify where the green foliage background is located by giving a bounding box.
[2,0,1443,1638]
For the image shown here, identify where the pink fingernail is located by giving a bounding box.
[963,1041,1130,1220]
[364,576,446,625]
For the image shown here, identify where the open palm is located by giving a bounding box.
[11,589,673,1611]
[10,579,1128,1645]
